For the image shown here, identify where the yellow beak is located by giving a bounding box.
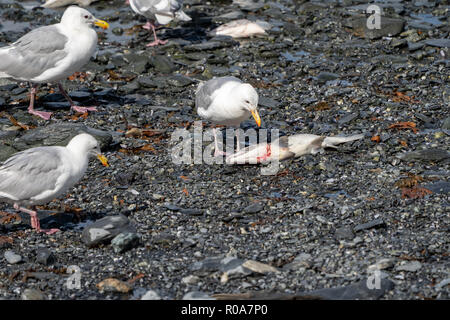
[97,154,109,167]
[251,109,261,127]
[94,19,109,30]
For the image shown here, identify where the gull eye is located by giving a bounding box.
[84,15,89,19]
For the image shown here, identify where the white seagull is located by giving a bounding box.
[127,0,191,47]
[195,76,262,156]
[0,133,108,235]
[0,6,109,120]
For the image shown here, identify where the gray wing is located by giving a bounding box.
[0,25,68,81]
[195,76,242,112]
[0,147,65,201]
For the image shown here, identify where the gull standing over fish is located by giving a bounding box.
[128,0,191,47]
[196,76,262,156]
[0,133,109,235]
[0,6,109,120]
[42,0,99,8]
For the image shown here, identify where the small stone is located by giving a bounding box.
[317,72,339,83]
[354,219,386,232]
[36,248,55,265]
[181,275,200,285]
[334,227,355,240]
[398,149,450,162]
[111,232,141,253]
[242,260,280,274]
[140,290,161,300]
[97,278,132,293]
[183,291,215,300]
[21,289,46,300]
[242,203,263,214]
[368,258,396,272]
[4,250,22,264]
[82,215,136,247]
[396,261,422,272]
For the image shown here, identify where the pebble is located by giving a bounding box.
[396,261,422,272]
[4,250,22,264]
[140,290,162,300]
[82,215,136,247]
[21,289,46,300]
[111,232,141,253]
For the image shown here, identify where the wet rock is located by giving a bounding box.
[354,219,386,232]
[317,72,339,84]
[21,289,46,300]
[181,275,200,285]
[111,232,141,253]
[36,247,55,265]
[442,117,450,130]
[242,202,263,214]
[398,149,450,163]
[184,41,234,51]
[422,181,450,194]
[334,227,355,240]
[258,96,279,108]
[180,208,204,216]
[166,74,195,87]
[81,215,136,247]
[309,278,395,300]
[424,39,450,48]
[347,16,405,39]
[149,55,176,74]
[4,250,22,264]
[396,261,422,272]
[141,290,161,300]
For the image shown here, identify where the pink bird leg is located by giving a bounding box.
[14,204,59,235]
[58,83,97,113]
[27,84,52,120]
[143,21,168,47]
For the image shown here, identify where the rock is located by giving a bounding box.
[435,278,450,290]
[191,256,224,272]
[97,278,132,293]
[180,208,204,216]
[309,278,395,299]
[183,291,215,300]
[317,72,339,84]
[425,39,450,48]
[242,202,264,214]
[422,181,450,194]
[81,215,136,247]
[398,149,450,162]
[4,250,22,264]
[367,258,396,272]
[184,41,234,52]
[36,247,55,265]
[166,75,195,87]
[21,289,46,300]
[334,227,355,240]
[149,55,176,73]
[441,117,450,130]
[338,113,358,126]
[220,256,252,280]
[347,16,405,39]
[242,260,280,274]
[396,261,422,272]
[111,232,141,253]
[258,96,279,108]
[354,219,386,232]
[140,290,161,300]
[283,253,312,270]
[181,275,200,285]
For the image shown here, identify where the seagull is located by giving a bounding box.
[0,133,109,235]
[196,76,262,156]
[128,0,191,47]
[42,0,98,8]
[0,6,109,120]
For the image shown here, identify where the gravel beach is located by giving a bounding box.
[0,0,448,300]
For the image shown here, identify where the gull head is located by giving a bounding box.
[61,6,109,30]
[237,83,261,127]
[67,133,109,166]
